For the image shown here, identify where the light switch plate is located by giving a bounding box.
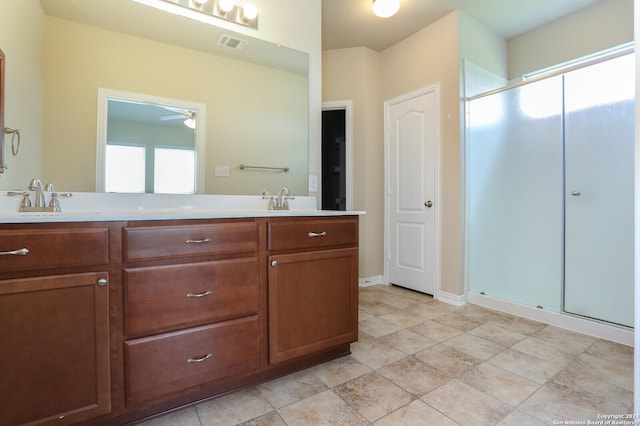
[309,174,318,192]
[215,166,230,177]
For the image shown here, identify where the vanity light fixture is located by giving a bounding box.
[372,0,400,18]
[156,0,259,30]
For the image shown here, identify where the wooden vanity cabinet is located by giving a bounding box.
[0,224,113,426]
[267,217,359,364]
[121,219,262,407]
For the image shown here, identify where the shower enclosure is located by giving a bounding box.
[466,51,634,328]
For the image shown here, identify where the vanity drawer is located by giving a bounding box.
[124,316,260,406]
[0,228,109,272]
[123,221,257,262]
[267,217,358,251]
[124,258,259,335]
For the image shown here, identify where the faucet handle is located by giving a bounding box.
[7,191,31,208]
[49,192,72,212]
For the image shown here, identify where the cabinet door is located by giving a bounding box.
[0,272,111,425]
[268,248,358,364]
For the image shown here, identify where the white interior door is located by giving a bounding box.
[386,86,439,295]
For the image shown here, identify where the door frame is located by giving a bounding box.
[321,100,353,211]
[383,84,442,299]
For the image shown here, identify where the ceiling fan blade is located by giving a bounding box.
[159,113,187,120]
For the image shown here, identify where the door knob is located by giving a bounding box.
[424,201,433,208]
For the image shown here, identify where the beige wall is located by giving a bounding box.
[323,12,465,293]
[322,47,383,278]
[0,0,44,190]
[382,12,463,296]
[43,17,308,195]
[508,0,633,79]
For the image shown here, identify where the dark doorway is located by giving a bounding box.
[321,109,346,210]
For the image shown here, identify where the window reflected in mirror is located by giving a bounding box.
[98,90,205,194]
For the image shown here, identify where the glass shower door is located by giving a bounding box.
[563,53,635,327]
[467,76,564,311]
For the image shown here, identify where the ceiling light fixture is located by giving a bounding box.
[153,0,258,30]
[372,0,400,18]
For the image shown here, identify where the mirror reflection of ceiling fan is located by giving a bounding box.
[159,108,197,129]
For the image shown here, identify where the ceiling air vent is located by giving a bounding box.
[218,35,248,50]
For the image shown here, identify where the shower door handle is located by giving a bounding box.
[571,191,581,197]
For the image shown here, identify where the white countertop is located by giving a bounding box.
[0,192,364,223]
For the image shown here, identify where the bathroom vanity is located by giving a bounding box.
[0,194,361,425]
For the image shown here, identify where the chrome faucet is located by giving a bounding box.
[7,178,72,212]
[28,178,46,207]
[274,187,290,210]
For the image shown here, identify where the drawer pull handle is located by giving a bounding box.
[186,238,211,244]
[186,353,213,363]
[186,290,213,298]
[308,231,327,238]
[0,248,29,256]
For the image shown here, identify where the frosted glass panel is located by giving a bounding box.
[467,76,564,311]
[563,54,634,327]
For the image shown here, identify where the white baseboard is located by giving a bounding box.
[438,291,466,307]
[466,291,633,346]
[358,275,384,287]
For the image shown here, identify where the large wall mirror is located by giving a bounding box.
[0,48,5,174]
[39,0,309,196]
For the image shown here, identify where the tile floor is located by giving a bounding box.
[138,284,634,426]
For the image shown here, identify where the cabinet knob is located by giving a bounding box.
[271,260,278,267]
[97,278,108,287]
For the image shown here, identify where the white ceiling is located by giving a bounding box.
[322,0,603,52]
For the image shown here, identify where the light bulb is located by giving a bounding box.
[242,3,258,20]
[218,0,235,13]
[372,0,400,18]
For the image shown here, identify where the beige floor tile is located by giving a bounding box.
[366,292,415,310]
[443,333,506,361]
[358,309,374,322]
[487,348,565,384]
[496,410,547,426]
[553,356,633,410]
[511,336,576,367]
[374,400,458,426]
[350,333,407,370]
[310,355,372,388]
[379,329,437,354]
[137,407,201,426]
[404,301,456,320]
[434,312,484,332]
[408,320,463,342]
[196,387,273,426]
[585,339,634,367]
[531,325,597,356]
[377,284,433,303]
[459,363,540,406]
[468,323,527,347]
[486,315,545,336]
[422,379,512,426]
[457,304,503,323]
[277,390,369,426]
[519,381,602,424]
[574,352,633,392]
[379,310,427,328]
[359,316,403,338]
[358,298,398,316]
[377,357,449,396]
[257,370,327,409]
[414,344,481,376]
[237,412,286,426]
[334,372,412,422]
